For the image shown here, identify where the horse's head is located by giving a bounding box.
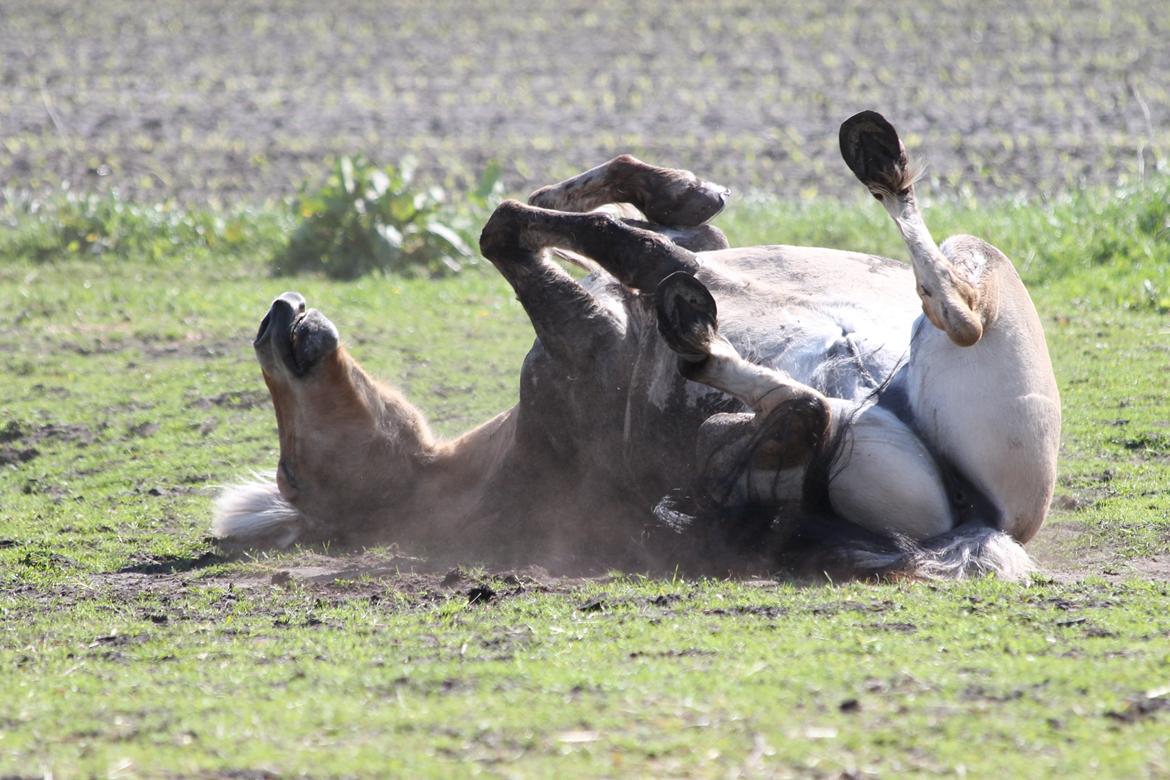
[250,292,434,538]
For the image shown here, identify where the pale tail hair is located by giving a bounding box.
[211,475,305,549]
[844,522,1036,582]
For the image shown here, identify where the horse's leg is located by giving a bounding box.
[618,218,729,253]
[839,111,1061,542]
[655,272,955,538]
[477,205,622,369]
[528,154,730,227]
[481,200,702,293]
[840,110,987,347]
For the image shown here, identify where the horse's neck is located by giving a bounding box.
[404,407,520,534]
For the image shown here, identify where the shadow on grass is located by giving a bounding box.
[117,550,228,575]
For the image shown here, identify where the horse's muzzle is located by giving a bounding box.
[254,292,338,377]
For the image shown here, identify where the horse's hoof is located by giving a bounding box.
[655,272,718,364]
[641,175,730,227]
[839,110,913,197]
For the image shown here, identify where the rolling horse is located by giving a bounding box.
[213,111,1060,580]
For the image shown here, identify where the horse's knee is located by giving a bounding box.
[924,234,1019,346]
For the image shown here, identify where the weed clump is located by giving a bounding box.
[0,188,283,263]
[276,156,501,279]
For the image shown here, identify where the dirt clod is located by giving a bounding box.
[467,585,496,605]
[0,446,39,466]
[1106,695,1170,724]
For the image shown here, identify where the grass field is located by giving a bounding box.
[3,0,1168,203]
[2,175,1169,776]
[3,1,1170,774]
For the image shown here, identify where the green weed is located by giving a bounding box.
[277,156,502,278]
[0,188,287,264]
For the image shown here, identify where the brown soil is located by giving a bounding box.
[72,527,1170,614]
[1029,519,1170,583]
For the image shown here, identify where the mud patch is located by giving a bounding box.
[1106,688,1170,724]
[1029,520,1170,583]
[190,389,270,410]
[0,420,97,465]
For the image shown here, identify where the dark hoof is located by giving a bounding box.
[839,110,912,196]
[668,223,731,253]
[642,178,730,227]
[478,200,530,261]
[754,395,832,470]
[655,272,718,362]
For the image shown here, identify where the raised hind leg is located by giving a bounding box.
[839,111,1061,542]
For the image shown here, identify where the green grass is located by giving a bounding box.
[2,180,1170,777]
[5,577,1169,776]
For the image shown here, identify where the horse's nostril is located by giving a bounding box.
[254,311,273,345]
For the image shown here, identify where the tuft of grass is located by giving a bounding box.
[0,189,290,266]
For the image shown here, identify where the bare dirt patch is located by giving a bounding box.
[83,549,597,615]
[74,520,1170,615]
[0,420,96,466]
[1029,519,1170,582]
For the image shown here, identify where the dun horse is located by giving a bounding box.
[213,112,1060,580]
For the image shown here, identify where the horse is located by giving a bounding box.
[212,111,1060,580]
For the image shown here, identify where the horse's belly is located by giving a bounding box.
[696,244,921,399]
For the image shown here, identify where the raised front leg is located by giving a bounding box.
[475,156,727,376]
[840,110,1061,543]
[477,203,624,371]
[529,154,730,227]
[482,200,702,293]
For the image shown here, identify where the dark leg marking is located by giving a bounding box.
[479,203,621,366]
[529,155,730,227]
[484,200,700,293]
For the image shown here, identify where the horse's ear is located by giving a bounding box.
[655,271,718,362]
[838,111,912,196]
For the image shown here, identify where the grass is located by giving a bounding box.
[2,179,1170,776]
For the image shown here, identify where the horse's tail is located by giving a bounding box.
[821,521,1036,582]
[211,475,306,549]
